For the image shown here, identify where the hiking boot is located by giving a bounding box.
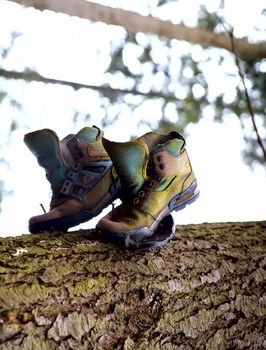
[96,131,199,243]
[24,126,119,233]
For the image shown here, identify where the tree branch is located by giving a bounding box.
[229,32,266,161]
[0,68,173,100]
[8,0,266,62]
[0,221,265,348]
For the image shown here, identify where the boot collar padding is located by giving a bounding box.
[137,131,185,152]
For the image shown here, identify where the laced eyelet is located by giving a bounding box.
[148,180,156,188]
[133,198,140,205]
[155,174,162,181]
[73,163,80,170]
[138,190,145,198]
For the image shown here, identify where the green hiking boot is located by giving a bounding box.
[24,126,119,233]
[96,131,199,244]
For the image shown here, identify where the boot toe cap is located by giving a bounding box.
[28,209,63,233]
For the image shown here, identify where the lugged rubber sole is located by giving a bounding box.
[29,210,94,233]
[97,180,200,245]
[99,214,175,250]
[125,214,176,250]
[29,180,120,233]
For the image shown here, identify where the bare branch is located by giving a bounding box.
[0,68,175,100]
[8,0,266,62]
[229,31,266,162]
[214,15,266,161]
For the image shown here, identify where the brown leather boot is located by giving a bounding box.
[96,131,199,244]
[24,126,119,233]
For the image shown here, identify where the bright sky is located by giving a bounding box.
[0,0,265,237]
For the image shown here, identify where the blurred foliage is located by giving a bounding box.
[0,91,7,212]
[102,2,266,166]
[1,1,265,166]
[0,0,266,208]
[0,32,22,211]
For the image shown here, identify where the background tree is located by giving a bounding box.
[1,0,265,164]
[0,0,265,226]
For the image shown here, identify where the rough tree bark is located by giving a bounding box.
[0,221,265,350]
[8,0,266,61]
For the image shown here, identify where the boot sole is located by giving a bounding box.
[98,180,199,244]
[100,214,175,250]
[29,181,119,233]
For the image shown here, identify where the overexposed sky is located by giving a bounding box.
[0,0,265,236]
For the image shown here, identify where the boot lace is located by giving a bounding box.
[132,160,162,208]
[40,203,47,213]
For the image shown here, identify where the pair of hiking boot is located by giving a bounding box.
[24,125,199,249]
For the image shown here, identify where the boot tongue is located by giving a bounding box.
[24,126,108,197]
[102,138,149,197]
[24,129,68,196]
[62,126,109,163]
[102,134,185,197]
[75,126,100,142]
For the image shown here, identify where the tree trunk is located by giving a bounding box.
[0,221,265,349]
[9,0,266,61]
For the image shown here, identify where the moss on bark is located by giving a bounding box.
[0,221,265,349]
